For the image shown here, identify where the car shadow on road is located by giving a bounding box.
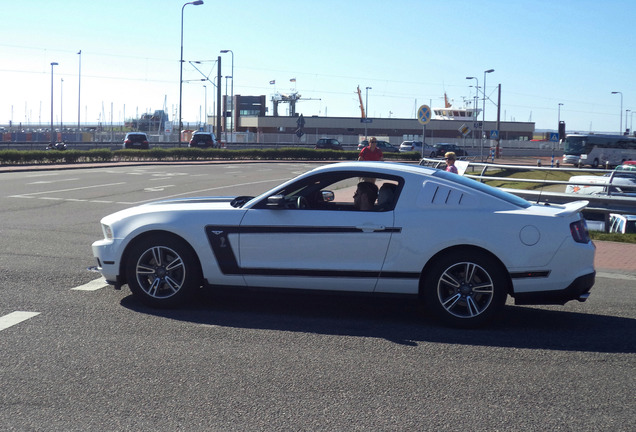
[121,288,635,354]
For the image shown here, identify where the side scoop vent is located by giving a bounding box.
[418,182,472,207]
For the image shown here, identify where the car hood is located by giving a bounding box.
[100,196,241,227]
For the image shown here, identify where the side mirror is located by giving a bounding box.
[266,194,285,207]
[321,190,335,202]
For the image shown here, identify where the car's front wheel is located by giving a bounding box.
[125,234,201,308]
[423,251,508,327]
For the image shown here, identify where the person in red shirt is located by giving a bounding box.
[358,137,384,161]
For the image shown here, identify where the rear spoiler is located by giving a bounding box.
[554,200,589,216]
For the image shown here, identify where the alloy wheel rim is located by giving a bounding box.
[437,262,494,318]
[135,246,186,299]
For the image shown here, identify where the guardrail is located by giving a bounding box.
[419,158,636,232]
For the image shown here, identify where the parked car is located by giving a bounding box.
[92,161,595,328]
[399,140,436,157]
[565,174,636,195]
[357,140,399,152]
[433,143,467,157]
[315,138,343,150]
[123,132,149,149]
[189,131,218,148]
[608,213,636,234]
[613,161,636,180]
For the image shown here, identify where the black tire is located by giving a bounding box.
[423,251,508,328]
[125,234,201,308]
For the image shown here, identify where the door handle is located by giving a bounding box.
[356,224,386,233]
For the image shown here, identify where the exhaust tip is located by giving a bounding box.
[577,293,590,302]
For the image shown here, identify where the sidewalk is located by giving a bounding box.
[594,241,636,276]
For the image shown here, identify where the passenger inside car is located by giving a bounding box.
[353,181,379,211]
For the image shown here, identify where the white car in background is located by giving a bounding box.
[565,174,636,195]
[92,162,595,327]
[608,213,636,234]
[399,140,437,157]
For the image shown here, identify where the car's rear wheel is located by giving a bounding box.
[424,251,507,327]
[125,234,201,308]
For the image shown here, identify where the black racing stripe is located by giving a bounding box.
[205,225,404,277]
[238,226,401,234]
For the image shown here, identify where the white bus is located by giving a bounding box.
[562,134,636,168]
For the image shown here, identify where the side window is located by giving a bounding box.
[256,174,402,211]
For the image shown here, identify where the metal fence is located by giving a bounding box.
[420,158,636,231]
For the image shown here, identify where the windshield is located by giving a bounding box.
[563,136,586,155]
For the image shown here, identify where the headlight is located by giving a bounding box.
[102,224,113,240]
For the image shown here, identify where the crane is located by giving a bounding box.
[356,86,366,118]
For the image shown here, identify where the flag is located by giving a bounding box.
[290,78,296,82]
[269,80,275,85]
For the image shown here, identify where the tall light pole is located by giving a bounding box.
[625,109,630,134]
[50,62,58,147]
[224,76,231,141]
[466,76,479,145]
[558,103,563,124]
[482,69,494,160]
[611,91,623,134]
[220,49,233,142]
[60,77,64,132]
[365,86,371,139]
[203,84,207,131]
[77,50,81,141]
[179,0,204,144]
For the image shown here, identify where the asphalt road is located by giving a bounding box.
[1,163,634,431]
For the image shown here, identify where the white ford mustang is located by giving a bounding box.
[92,162,595,327]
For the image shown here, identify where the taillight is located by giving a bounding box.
[570,219,590,244]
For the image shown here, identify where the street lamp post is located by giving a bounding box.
[365,86,371,139]
[611,91,623,134]
[77,50,81,141]
[60,78,64,132]
[203,85,207,131]
[220,50,233,143]
[50,62,58,147]
[224,76,231,141]
[466,76,479,146]
[179,0,204,144]
[625,109,630,134]
[482,69,494,160]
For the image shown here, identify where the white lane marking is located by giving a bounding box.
[71,278,108,291]
[0,311,40,332]
[144,185,175,192]
[28,178,79,185]
[596,272,636,281]
[25,173,61,178]
[9,182,126,198]
[120,178,290,205]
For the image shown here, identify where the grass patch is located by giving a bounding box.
[590,232,636,244]
[477,168,604,190]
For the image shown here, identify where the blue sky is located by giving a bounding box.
[2,0,634,133]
